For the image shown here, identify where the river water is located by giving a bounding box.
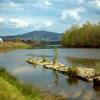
[0,48,100,100]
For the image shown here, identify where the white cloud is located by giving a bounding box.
[0,17,6,23]
[44,20,54,27]
[91,0,100,9]
[34,0,53,9]
[61,7,85,21]
[9,18,30,28]
[31,20,54,30]
[0,1,23,11]
[0,2,17,8]
[77,0,84,4]
[0,16,54,29]
[44,0,52,6]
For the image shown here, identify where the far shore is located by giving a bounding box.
[0,41,34,53]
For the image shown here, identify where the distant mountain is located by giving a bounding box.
[2,31,62,41]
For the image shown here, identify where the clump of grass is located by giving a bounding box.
[0,67,19,87]
[21,84,41,99]
[42,56,48,62]
[0,67,41,100]
[0,42,33,51]
[94,62,100,75]
[67,65,79,77]
[53,48,58,65]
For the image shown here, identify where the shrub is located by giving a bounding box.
[94,62,100,75]
[67,67,79,77]
[53,48,58,65]
[42,56,48,62]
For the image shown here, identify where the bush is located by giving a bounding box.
[67,67,79,77]
[53,48,58,65]
[42,56,48,62]
[94,62,100,75]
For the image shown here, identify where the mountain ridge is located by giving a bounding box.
[1,30,62,41]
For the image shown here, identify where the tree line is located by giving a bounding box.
[61,22,100,48]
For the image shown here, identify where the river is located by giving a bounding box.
[0,48,100,100]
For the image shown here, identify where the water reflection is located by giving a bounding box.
[27,53,52,58]
[66,77,79,85]
[12,66,34,74]
[93,85,100,91]
[0,49,100,100]
[66,57,100,67]
[52,71,59,85]
[32,64,37,68]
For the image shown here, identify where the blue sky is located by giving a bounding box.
[0,0,100,36]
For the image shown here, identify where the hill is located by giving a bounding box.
[2,31,62,41]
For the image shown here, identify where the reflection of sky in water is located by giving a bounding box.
[0,49,100,99]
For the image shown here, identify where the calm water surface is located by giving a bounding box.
[0,48,100,100]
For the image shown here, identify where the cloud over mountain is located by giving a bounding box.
[0,0,100,36]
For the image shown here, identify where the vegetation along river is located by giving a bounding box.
[0,48,100,100]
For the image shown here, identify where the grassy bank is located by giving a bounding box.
[0,42,49,52]
[0,42,32,52]
[0,67,65,100]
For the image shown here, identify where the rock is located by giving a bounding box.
[58,63,65,67]
[26,57,97,82]
[76,67,95,81]
[93,76,100,86]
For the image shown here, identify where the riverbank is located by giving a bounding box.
[0,67,66,100]
[0,42,33,52]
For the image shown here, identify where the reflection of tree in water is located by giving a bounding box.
[32,64,37,68]
[52,71,59,85]
[66,57,99,67]
[42,65,48,71]
[66,77,79,85]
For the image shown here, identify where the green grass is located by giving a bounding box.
[42,56,48,62]
[0,77,27,100]
[0,42,33,52]
[0,67,41,100]
[0,67,66,100]
[67,65,79,77]
[94,62,100,75]
[53,48,58,65]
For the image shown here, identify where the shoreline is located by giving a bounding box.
[0,67,66,100]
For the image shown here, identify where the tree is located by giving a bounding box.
[61,22,100,47]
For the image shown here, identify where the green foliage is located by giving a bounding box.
[0,42,33,52]
[94,62,100,74]
[53,48,58,65]
[67,67,79,77]
[0,67,41,100]
[61,22,100,47]
[42,56,48,62]
[14,37,21,43]
[0,67,65,100]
